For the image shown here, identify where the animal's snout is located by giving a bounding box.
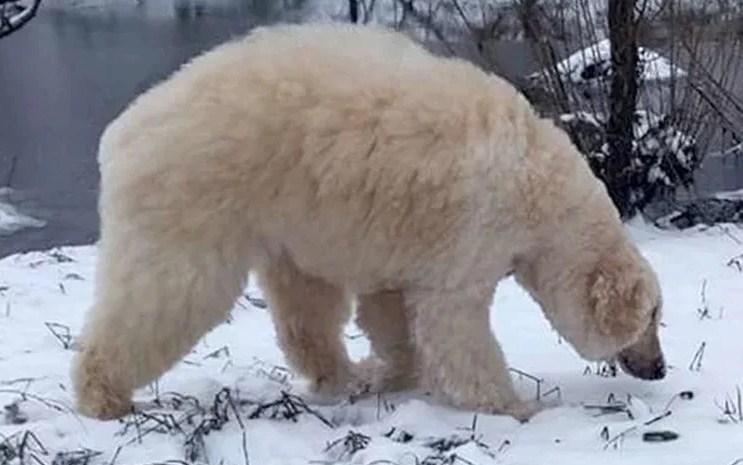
[618,354,666,380]
[640,356,667,380]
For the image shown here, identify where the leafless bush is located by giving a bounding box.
[516,0,743,218]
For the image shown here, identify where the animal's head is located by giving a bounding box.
[584,244,666,380]
[515,240,666,380]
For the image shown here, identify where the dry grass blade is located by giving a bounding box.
[603,410,673,449]
[727,253,743,272]
[583,361,619,378]
[51,448,102,465]
[0,430,49,465]
[584,400,634,419]
[324,430,371,461]
[248,391,334,428]
[715,385,743,424]
[203,346,230,360]
[688,341,707,371]
[44,322,74,350]
[383,427,414,444]
[0,389,72,415]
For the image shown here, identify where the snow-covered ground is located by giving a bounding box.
[0,222,741,465]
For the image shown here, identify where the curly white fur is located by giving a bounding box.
[72,24,664,421]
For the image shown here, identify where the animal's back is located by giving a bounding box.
[99,24,531,289]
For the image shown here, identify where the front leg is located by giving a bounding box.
[406,282,537,421]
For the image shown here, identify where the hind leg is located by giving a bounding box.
[258,254,354,399]
[356,290,417,392]
[73,233,250,420]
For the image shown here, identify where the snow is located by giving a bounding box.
[530,39,686,85]
[558,111,603,128]
[0,197,45,237]
[1,222,742,464]
[716,189,743,201]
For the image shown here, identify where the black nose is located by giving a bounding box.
[619,355,667,380]
[650,357,666,380]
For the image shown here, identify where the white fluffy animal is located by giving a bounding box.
[72,24,666,422]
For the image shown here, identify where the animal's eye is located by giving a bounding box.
[650,305,660,321]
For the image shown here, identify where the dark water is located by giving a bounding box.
[0,0,309,257]
[1,1,742,258]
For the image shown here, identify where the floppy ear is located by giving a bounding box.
[588,251,653,345]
